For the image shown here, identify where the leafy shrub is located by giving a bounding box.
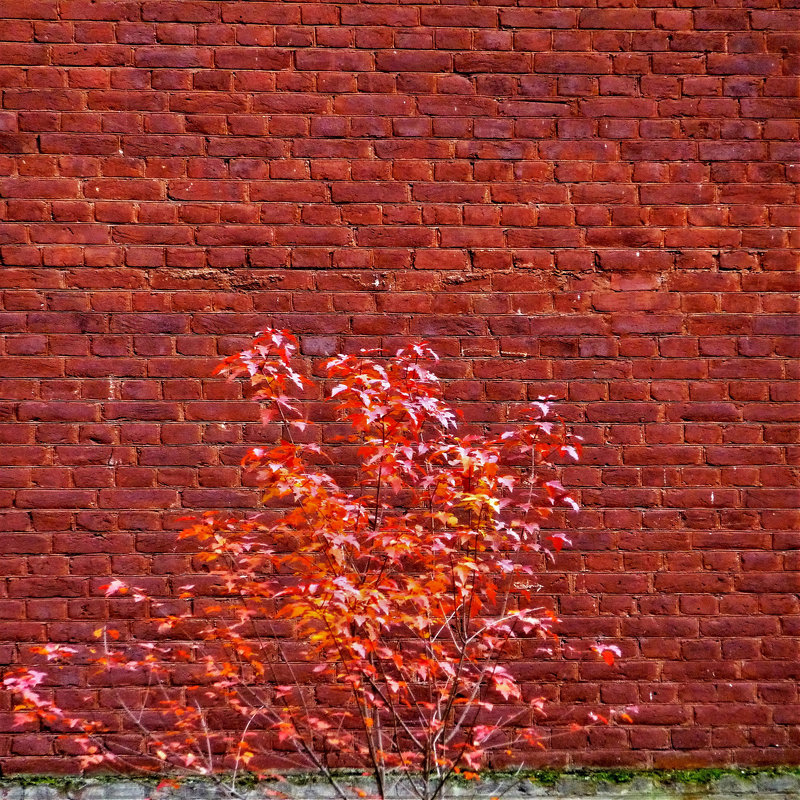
[5,331,626,800]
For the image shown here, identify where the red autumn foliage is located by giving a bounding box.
[4,330,629,800]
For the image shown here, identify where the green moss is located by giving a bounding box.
[571,769,638,784]
[0,775,81,788]
[519,768,561,787]
[656,768,729,785]
[655,766,800,785]
[2,766,800,793]
[0,773,155,791]
[519,766,800,787]
[470,765,800,789]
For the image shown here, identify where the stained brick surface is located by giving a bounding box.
[0,0,799,774]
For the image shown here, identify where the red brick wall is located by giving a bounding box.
[1,0,799,773]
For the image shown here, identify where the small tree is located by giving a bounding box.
[6,330,626,800]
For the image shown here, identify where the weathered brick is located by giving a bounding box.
[0,0,797,773]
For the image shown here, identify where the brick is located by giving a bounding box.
[339,6,417,27]
[103,402,181,421]
[18,402,96,422]
[708,55,781,76]
[694,10,750,30]
[597,251,673,272]
[97,489,178,508]
[753,11,799,31]
[581,98,657,118]
[0,178,81,199]
[0,0,57,18]
[753,316,799,336]
[454,53,531,74]
[741,98,800,118]
[579,9,653,30]
[334,95,414,116]
[536,54,612,75]
[141,1,218,23]
[123,136,204,156]
[421,7,497,28]
[500,9,575,29]
[15,490,95,509]
[0,0,797,772]
[84,179,162,201]
[135,46,212,69]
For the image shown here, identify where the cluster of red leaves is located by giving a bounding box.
[4,331,626,800]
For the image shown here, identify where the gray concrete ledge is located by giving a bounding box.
[2,771,800,800]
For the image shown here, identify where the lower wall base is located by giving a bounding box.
[3,771,800,800]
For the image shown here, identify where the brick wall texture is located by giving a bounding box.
[0,0,799,775]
